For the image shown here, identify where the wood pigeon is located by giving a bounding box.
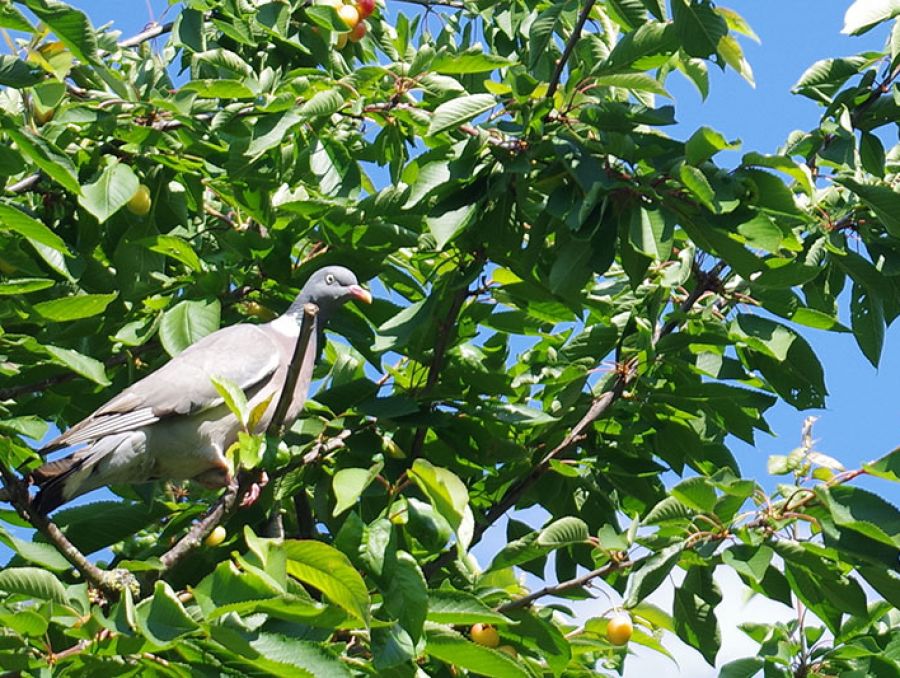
[28,266,372,514]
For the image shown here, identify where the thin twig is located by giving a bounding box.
[5,173,41,193]
[655,260,727,342]
[546,0,598,100]
[394,0,465,8]
[117,21,175,49]
[497,559,631,612]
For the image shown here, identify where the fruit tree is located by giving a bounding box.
[0,0,897,675]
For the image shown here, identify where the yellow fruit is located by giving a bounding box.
[470,624,500,648]
[127,184,152,216]
[204,526,227,547]
[606,614,633,646]
[319,0,343,8]
[337,4,360,28]
[336,32,349,49]
[33,106,55,126]
[497,645,518,658]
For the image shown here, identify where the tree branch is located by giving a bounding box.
[157,481,241,572]
[117,21,175,49]
[655,259,727,342]
[497,559,631,612]
[474,377,627,542]
[268,304,319,438]
[546,0,598,100]
[0,464,116,595]
[6,173,42,194]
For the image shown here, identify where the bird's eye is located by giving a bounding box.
[325,274,335,285]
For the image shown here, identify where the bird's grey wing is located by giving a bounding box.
[42,324,283,451]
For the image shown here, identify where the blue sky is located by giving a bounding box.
[13,1,900,674]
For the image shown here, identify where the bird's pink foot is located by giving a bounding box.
[239,471,269,507]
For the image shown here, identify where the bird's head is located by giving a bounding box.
[290,265,372,318]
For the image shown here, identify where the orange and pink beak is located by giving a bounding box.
[349,285,373,304]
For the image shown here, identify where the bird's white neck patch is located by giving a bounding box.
[270,315,301,338]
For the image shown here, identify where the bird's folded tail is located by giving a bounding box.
[30,457,86,515]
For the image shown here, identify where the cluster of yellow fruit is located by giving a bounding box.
[467,613,633,659]
[320,0,375,48]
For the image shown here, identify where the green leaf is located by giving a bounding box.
[624,544,682,607]
[426,590,512,625]
[850,280,885,367]
[719,657,765,678]
[717,34,755,85]
[428,94,495,136]
[159,298,221,356]
[678,164,717,211]
[431,50,512,74]
[730,314,795,361]
[0,528,69,571]
[0,123,80,193]
[425,626,528,678]
[0,566,67,604]
[858,566,900,607]
[600,21,678,72]
[0,609,48,637]
[211,375,250,428]
[0,55,41,87]
[0,202,69,253]
[383,551,428,641]
[816,485,900,548]
[685,126,739,164]
[299,89,345,119]
[244,632,353,677]
[23,0,98,63]
[0,277,54,295]
[77,161,140,223]
[43,345,110,385]
[332,461,384,516]
[528,4,564,70]
[53,500,169,554]
[593,72,670,96]
[673,566,722,666]
[33,293,117,322]
[672,0,727,58]
[0,415,48,440]
[408,459,469,538]
[838,178,900,237]
[283,540,370,623]
[535,516,589,547]
[427,203,478,250]
[181,79,255,99]
[843,0,900,35]
[135,581,200,646]
[671,476,717,513]
[722,544,773,584]
[864,447,900,482]
[141,235,202,272]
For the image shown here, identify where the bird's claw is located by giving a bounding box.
[239,471,269,507]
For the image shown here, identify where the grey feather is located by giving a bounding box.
[29,266,370,514]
